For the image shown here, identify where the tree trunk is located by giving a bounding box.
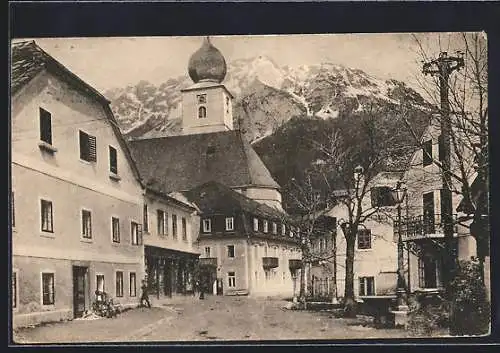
[344,233,357,317]
[299,259,307,309]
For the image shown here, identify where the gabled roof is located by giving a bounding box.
[128,130,280,194]
[11,40,144,187]
[183,181,288,221]
[11,40,109,104]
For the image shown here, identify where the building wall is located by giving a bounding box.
[182,85,233,135]
[198,237,249,295]
[143,193,198,255]
[11,69,144,327]
[325,176,400,298]
[247,240,302,297]
[403,122,477,292]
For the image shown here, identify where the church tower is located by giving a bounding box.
[181,37,234,135]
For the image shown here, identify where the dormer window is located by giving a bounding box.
[198,106,207,119]
[197,94,207,104]
[226,217,234,231]
[282,224,286,236]
[272,222,277,234]
[253,218,259,232]
[202,218,212,233]
[263,220,269,233]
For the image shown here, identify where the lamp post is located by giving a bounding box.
[393,181,409,311]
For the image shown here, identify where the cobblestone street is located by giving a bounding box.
[13,296,412,343]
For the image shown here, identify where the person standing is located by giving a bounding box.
[140,279,151,308]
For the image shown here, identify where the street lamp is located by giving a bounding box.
[393,181,409,311]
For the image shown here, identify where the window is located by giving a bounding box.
[263,220,269,233]
[42,272,55,305]
[172,214,178,238]
[116,271,124,297]
[41,199,53,233]
[226,217,234,231]
[204,247,211,257]
[131,221,141,245]
[227,245,235,258]
[371,186,397,207]
[282,224,286,236]
[198,106,207,119]
[182,217,187,240]
[11,191,15,228]
[197,94,207,104]
[109,146,118,174]
[96,274,105,292]
[202,218,211,233]
[12,272,17,309]
[79,130,97,162]
[228,272,236,288]
[272,222,277,234]
[253,218,259,231]
[226,96,230,114]
[157,210,166,235]
[129,272,137,297]
[359,276,375,296]
[357,229,372,250]
[422,139,433,166]
[39,108,52,145]
[143,204,149,233]
[82,210,92,239]
[112,217,120,243]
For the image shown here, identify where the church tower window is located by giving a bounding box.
[197,94,207,104]
[198,106,207,119]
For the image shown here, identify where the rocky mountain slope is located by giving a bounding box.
[105,55,433,142]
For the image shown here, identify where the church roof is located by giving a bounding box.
[128,130,280,194]
[183,181,287,221]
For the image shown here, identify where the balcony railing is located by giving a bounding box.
[262,257,279,269]
[199,257,218,267]
[394,213,459,242]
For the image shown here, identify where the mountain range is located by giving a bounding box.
[105,55,432,143]
[105,56,433,204]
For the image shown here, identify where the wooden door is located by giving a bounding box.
[73,266,87,318]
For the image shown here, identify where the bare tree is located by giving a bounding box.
[288,106,402,316]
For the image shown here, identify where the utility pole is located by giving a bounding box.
[422,52,464,296]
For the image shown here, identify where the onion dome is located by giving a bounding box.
[188,37,227,84]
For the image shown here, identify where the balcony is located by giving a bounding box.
[262,257,279,269]
[199,257,218,267]
[288,259,302,271]
[394,213,459,242]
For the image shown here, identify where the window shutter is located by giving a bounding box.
[88,135,97,162]
[109,146,117,174]
[39,108,52,145]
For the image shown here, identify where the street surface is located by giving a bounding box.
[14,296,411,343]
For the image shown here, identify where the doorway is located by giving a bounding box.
[72,266,88,318]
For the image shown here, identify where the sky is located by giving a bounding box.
[13,33,475,94]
